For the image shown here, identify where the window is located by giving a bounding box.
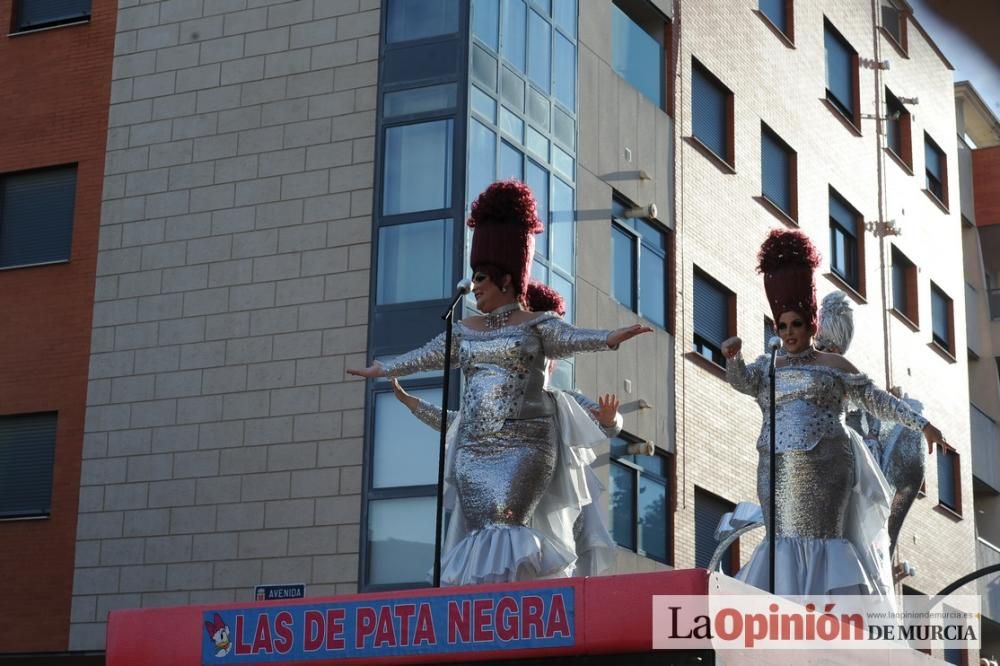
[693,269,733,367]
[383,120,453,216]
[611,199,668,329]
[611,0,668,110]
[386,0,459,43]
[824,19,860,129]
[925,133,948,208]
[885,88,912,169]
[760,124,797,220]
[936,445,961,515]
[609,435,671,564]
[13,0,90,32]
[384,84,457,119]
[502,0,527,72]
[695,488,738,575]
[931,282,955,356]
[691,59,734,167]
[758,0,793,41]
[1,165,77,269]
[881,0,908,52]
[891,246,918,325]
[377,220,455,305]
[472,0,500,50]
[365,386,442,586]
[0,413,57,519]
[828,189,864,295]
[528,9,551,93]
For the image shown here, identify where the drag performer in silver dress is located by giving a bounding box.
[349,181,650,585]
[720,230,946,597]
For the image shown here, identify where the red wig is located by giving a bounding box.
[524,280,566,315]
[468,180,543,298]
[757,229,822,332]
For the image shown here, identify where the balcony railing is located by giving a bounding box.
[977,538,1000,622]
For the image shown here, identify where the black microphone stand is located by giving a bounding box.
[768,340,779,594]
[432,286,468,587]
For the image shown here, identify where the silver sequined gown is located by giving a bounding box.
[381,312,612,586]
[726,353,928,596]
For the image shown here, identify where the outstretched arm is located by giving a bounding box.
[535,316,651,360]
[844,376,944,453]
[348,331,457,379]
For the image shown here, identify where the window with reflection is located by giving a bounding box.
[377,220,454,305]
[924,132,947,206]
[931,282,954,355]
[611,0,667,109]
[502,0,527,72]
[367,497,437,585]
[692,59,733,165]
[609,435,671,564]
[611,199,667,328]
[383,120,454,216]
[829,189,862,291]
[761,124,796,220]
[693,269,732,366]
[386,0,459,43]
[824,19,859,125]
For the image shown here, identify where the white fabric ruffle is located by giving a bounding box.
[736,536,876,596]
[440,524,576,586]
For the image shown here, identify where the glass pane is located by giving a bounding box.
[386,0,459,43]
[527,10,551,93]
[892,262,906,311]
[383,120,453,215]
[14,0,89,30]
[368,497,436,585]
[553,106,575,150]
[472,0,500,50]
[502,0,527,72]
[882,2,902,43]
[612,226,636,310]
[639,244,666,327]
[551,178,574,271]
[553,0,576,39]
[639,476,667,562]
[824,25,854,113]
[526,125,549,160]
[527,87,550,129]
[470,86,497,122]
[936,448,955,508]
[473,44,499,90]
[761,130,791,214]
[377,219,454,305]
[551,271,574,321]
[384,84,457,118]
[553,32,576,111]
[759,0,787,33]
[552,144,573,179]
[609,462,636,550]
[501,66,526,112]
[468,120,497,205]
[829,193,856,231]
[549,358,573,390]
[526,159,549,257]
[831,227,847,276]
[636,219,665,251]
[925,139,942,178]
[373,389,442,487]
[932,289,949,343]
[611,4,663,108]
[500,141,523,181]
[499,106,525,142]
[692,65,727,158]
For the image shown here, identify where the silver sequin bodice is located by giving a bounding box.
[382,312,611,435]
[726,354,928,453]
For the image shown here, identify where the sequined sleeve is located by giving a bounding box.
[409,396,456,432]
[533,314,612,360]
[726,353,766,397]
[380,332,457,377]
[844,375,929,433]
[566,390,623,437]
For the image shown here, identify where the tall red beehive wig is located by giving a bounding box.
[468,180,543,298]
[524,280,566,316]
[757,229,822,332]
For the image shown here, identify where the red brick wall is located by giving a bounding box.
[0,1,115,652]
[973,145,1000,227]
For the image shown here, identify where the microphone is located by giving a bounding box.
[767,336,781,351]
[455,278,473,295]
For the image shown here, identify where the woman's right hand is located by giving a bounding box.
[721,337,742,360]
[390,378,418,411]
[346,362,386,379]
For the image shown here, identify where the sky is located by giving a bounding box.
[907,0,1000,116]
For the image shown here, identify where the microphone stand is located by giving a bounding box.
[432,286,468,587]
[768,341,779,594]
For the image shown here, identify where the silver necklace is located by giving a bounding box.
[781,345,818,365]
[484,302,522,329]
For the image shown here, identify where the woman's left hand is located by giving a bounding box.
[608,324,653,348]
[590,393,620,428]
[922,422,947,454]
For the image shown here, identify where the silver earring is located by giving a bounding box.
[501,287,507,293]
